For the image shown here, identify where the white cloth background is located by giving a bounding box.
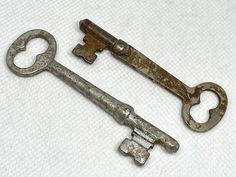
[0,0,235,176]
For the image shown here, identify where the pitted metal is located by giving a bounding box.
[73,19,228,132]
[6,29,179,166]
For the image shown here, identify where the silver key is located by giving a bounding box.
[6,29,179,166]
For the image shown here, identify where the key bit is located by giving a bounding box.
[73,33,106,63]
[73,19,228,133]
[119,128,154,165]
[72,19,130,63]
[120,139,150,165]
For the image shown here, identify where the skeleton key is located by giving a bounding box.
[6,29,179,166]
[73,19,228,132]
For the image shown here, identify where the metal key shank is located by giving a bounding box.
[73,19,228,132]
[6,29,179,165]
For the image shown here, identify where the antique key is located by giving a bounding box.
[6,29,179,165]
[73,19,228,132]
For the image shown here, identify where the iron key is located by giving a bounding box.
[6,29,179,166]
[73,19,228,132]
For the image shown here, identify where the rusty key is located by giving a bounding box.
[6,29,179,165]
[73,19,228,132]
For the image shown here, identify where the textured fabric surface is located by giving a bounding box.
[0,0,235,176]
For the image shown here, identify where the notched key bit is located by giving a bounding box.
[73,33,106,63]
[73,19,228,133]
[6,29,179,166]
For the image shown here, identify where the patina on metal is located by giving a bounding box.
[73,19,228,132]
[6,29,179,166]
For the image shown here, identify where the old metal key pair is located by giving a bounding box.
[6,29,179,165]
[73,19,228,132]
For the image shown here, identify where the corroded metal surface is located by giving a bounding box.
[73,19,228,132]
[6,29,179,166]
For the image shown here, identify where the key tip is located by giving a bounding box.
[79,19,92,32]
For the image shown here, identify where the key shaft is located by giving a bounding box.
[48,60,179,160]
[75,19,190,100]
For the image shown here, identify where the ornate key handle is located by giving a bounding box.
[73,19,228,132]
[7,30,57,77]
[6,30,179,165]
